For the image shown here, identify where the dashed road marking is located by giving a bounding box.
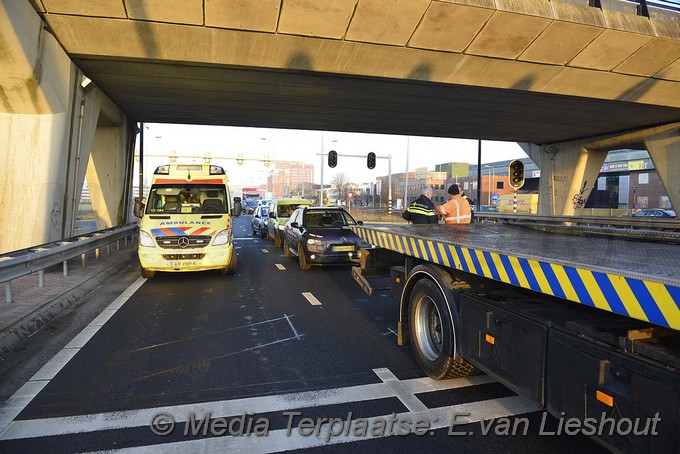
[302,292,322,306]
[262,249,269,253]
[275,264,286,270]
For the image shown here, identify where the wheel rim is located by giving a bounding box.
[413,295,443,362]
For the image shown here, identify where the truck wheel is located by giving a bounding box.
[141,267,155,278]
[408,279,475,379]
[283,238,294,258]
[274,231,282,248]
[298,245,311,270]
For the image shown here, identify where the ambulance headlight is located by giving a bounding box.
[139,230,154,247]
[213,229,231,246]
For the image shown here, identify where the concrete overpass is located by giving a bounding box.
[2,0,680,252]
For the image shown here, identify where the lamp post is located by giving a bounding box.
[484,165,495,205]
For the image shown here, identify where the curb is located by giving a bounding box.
[0,251,138,352]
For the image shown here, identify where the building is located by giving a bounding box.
[374,149,670,212]
[267,162,314,198]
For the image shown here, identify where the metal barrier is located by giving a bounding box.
[0,224,138,303]
[475,212,680,231]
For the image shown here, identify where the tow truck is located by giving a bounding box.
[351,187,680,452]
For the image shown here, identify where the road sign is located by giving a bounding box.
[491,193,499,202]
[346,191,354,200]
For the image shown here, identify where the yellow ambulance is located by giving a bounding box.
[136,163,238,278]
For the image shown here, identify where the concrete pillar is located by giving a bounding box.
[644,128,680,213]
[522,142,608,216]
[85,113,134,229]
[0,0,131,253]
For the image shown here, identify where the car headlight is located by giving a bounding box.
[307,238,323,245]
[213,229,231,246]
[278,224,285,231]
[139,230,154,247]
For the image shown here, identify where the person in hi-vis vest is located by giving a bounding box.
[436,184,471,224]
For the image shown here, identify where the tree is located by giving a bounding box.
[330,172,351,203]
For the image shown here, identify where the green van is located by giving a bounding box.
[267,198,313,247]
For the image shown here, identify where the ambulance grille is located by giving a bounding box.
[155,235,212,249]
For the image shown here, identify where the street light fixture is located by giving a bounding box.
[483,165,495,205]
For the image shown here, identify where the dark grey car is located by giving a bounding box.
[282,207,370,270]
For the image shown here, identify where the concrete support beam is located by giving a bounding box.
[643,125,680,213]
[85,120,134,229]
[0,2,132,253]
[522,142,608,216]
[523,121,680,216]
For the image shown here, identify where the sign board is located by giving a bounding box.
[491,193,499,202]
[346,191,354,200]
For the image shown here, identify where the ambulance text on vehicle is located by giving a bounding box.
[137,164,238,278]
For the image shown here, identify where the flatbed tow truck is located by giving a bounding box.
[351,215,680,453]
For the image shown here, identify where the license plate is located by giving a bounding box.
[169,261,197,267]
[332,245,355,252]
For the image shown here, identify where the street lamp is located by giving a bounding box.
[483,165,495,205]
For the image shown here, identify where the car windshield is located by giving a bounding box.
[304,210,356,228]
[146,184,228,214]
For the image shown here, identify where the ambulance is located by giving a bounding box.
[136,163,239,278]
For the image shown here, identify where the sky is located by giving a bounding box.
[137,123,528,187]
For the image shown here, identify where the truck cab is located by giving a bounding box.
[136,163,238,278]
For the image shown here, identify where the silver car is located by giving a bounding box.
[251,206,269,238]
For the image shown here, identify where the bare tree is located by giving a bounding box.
[330,172,351,203]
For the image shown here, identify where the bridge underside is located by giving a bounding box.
[75,57,680,145]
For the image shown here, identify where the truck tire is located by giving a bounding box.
[408,279,475,379]
[283,238,294,258]
[141,267,155,279]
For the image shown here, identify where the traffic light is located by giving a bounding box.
[367,152,376,169]
[508,159,525,189]
[328,150,338,168]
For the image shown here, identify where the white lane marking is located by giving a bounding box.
[284,314,302,340]
[0,276,146,436]
[261,249,269,253]
[302,292,322,306]
[275,264,286,270]
[382,328,398,337]
[234,238,257,241]
[0,375,495,440]
[373,368,429,414]
[114,396,537,454]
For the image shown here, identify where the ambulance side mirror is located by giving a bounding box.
[232,197,242,217]
[133,199,144,219]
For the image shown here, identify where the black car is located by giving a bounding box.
[242,200,258,215]
[631,209,677,219]
[282,207,370,270]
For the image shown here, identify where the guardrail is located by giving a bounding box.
[0,224,138,303]
[475,212,680,231]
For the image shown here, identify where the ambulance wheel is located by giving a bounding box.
[141,267,155,279]
[408,279,476,379]
[274,232,282,248]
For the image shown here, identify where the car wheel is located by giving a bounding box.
[141,267,155,278]
[298,244,311,270]
[260,228,267,239]
[283,238,294,258]
[252,228,257,236]
[274,231,282,248]
[408,279,476,379]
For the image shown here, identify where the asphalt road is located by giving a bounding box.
[0,215,605,453]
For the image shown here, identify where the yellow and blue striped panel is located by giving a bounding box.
[352,226,680,332]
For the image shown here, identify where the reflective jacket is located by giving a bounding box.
[436,194,472,224]
[403,195,438,224]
